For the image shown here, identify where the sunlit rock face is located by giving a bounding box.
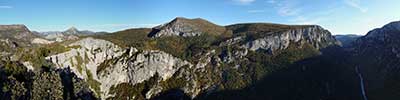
[46,37,194,99]
[32,38,54,44]
[149,17,228,37]
[243,26,339,52]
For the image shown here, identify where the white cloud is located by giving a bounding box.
[289,16,323,25]
[266,0,339,26]
[0,6,13,9]
[233,0,256,5]
[344,0,368,13]
[247,10,265,13]
[273,0,302,16]
[277,5,300,16]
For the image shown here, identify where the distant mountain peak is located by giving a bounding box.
[67,26,78,31]
[149,17,228,37]
[64,27,80,34]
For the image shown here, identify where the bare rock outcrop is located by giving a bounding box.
[149,17,229,37]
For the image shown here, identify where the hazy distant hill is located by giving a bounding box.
[335,34,361,47]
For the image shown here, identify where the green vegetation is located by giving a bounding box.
[108,70,191,100]
[149,34,224,60]
[158,66,191,91]
[1,76,27,100]
[1,60,26,76]
[94,28,228,61]
[108,82,146,100]
[75,54,84,73]
[108,75,160,100]
[216,42,321,91]
[97,58,115,75]
[92,28,152,48]
[198,45,361,100]
[86,70,101,97]
[17,42,80,69]
[31,70,64,100]
[0,42,12,52]
[18,47,51,69]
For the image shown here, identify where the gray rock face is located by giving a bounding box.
[125,50,191,84]
[32,38,54,44]
[45,37,194,99]
[153,22,202,37]
[46,38,125,98]
[243,26,339,52]
[219,36,245,46]
[150,17,227,37]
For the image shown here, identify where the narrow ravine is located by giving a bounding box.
[355,66,368,100]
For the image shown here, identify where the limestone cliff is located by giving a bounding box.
[46,38,196,99]
[242,25,339,52]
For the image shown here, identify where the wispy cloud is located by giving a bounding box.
[233,0,256,5]
[289,16,323,25]
[274,0,302,16]
[267,0,338,25]
[247,10,265,13]
[344,0,368,13]
[0,6,13,9]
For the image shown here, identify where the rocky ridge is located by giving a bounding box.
[243,25,338,52]
[149,17,229,37]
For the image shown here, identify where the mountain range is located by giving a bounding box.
[0,17,399,100]
[33,27,98,42]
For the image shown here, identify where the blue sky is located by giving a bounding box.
[0,0,399,35]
